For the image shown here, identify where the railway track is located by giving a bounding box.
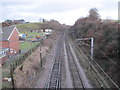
[45,31,91,89]
[44,33,64,89]
[75,41,119,89]
[65,35,91,88]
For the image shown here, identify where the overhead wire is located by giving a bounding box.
[77,41,119,88]
[69,20,119,88]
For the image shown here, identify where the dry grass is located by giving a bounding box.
[13,31,59,88]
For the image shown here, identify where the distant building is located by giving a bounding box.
[45,29,53,32]
[0,26,20,64]
[13,19,25,24]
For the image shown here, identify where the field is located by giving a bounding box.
[16,23,42,31]
[20,41,39,50]
[19,30,44,51]
[17,23,44,50]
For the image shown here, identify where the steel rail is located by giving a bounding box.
[78,42,119,89]
[65,36,87,89]
[44,32,64,89]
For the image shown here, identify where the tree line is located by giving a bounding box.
[69,8,119,86]
[2,19,26,27]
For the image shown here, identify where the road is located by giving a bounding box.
[35,31,92,88]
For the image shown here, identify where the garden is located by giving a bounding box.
[2,30,45,88]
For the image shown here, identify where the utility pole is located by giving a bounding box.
[76,37,94,60]
[91,38,94,60]
[31,40,32,53]
[40,41,42,67]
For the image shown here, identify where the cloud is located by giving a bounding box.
[99,10,118,19]
[0,0,119,25]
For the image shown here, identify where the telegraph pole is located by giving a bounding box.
[40,41,42,67]
[31,40,32,53]
[91,38,94,60]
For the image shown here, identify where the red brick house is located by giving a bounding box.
[0,26,20,64]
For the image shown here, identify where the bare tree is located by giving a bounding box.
[89,8,100,19]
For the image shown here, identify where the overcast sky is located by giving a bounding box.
[0,0,119,25]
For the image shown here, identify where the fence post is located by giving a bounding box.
[16,61,17,67]
[10,65,15,89]
[13,63,15,71]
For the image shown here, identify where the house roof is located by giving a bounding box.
[0,26,17,41]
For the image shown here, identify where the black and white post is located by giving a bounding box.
[76,37,94,60]
[91,38,94,60]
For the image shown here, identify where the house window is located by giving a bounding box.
[10,49,13,53]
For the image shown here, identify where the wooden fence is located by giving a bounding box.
[9,42,41,88]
